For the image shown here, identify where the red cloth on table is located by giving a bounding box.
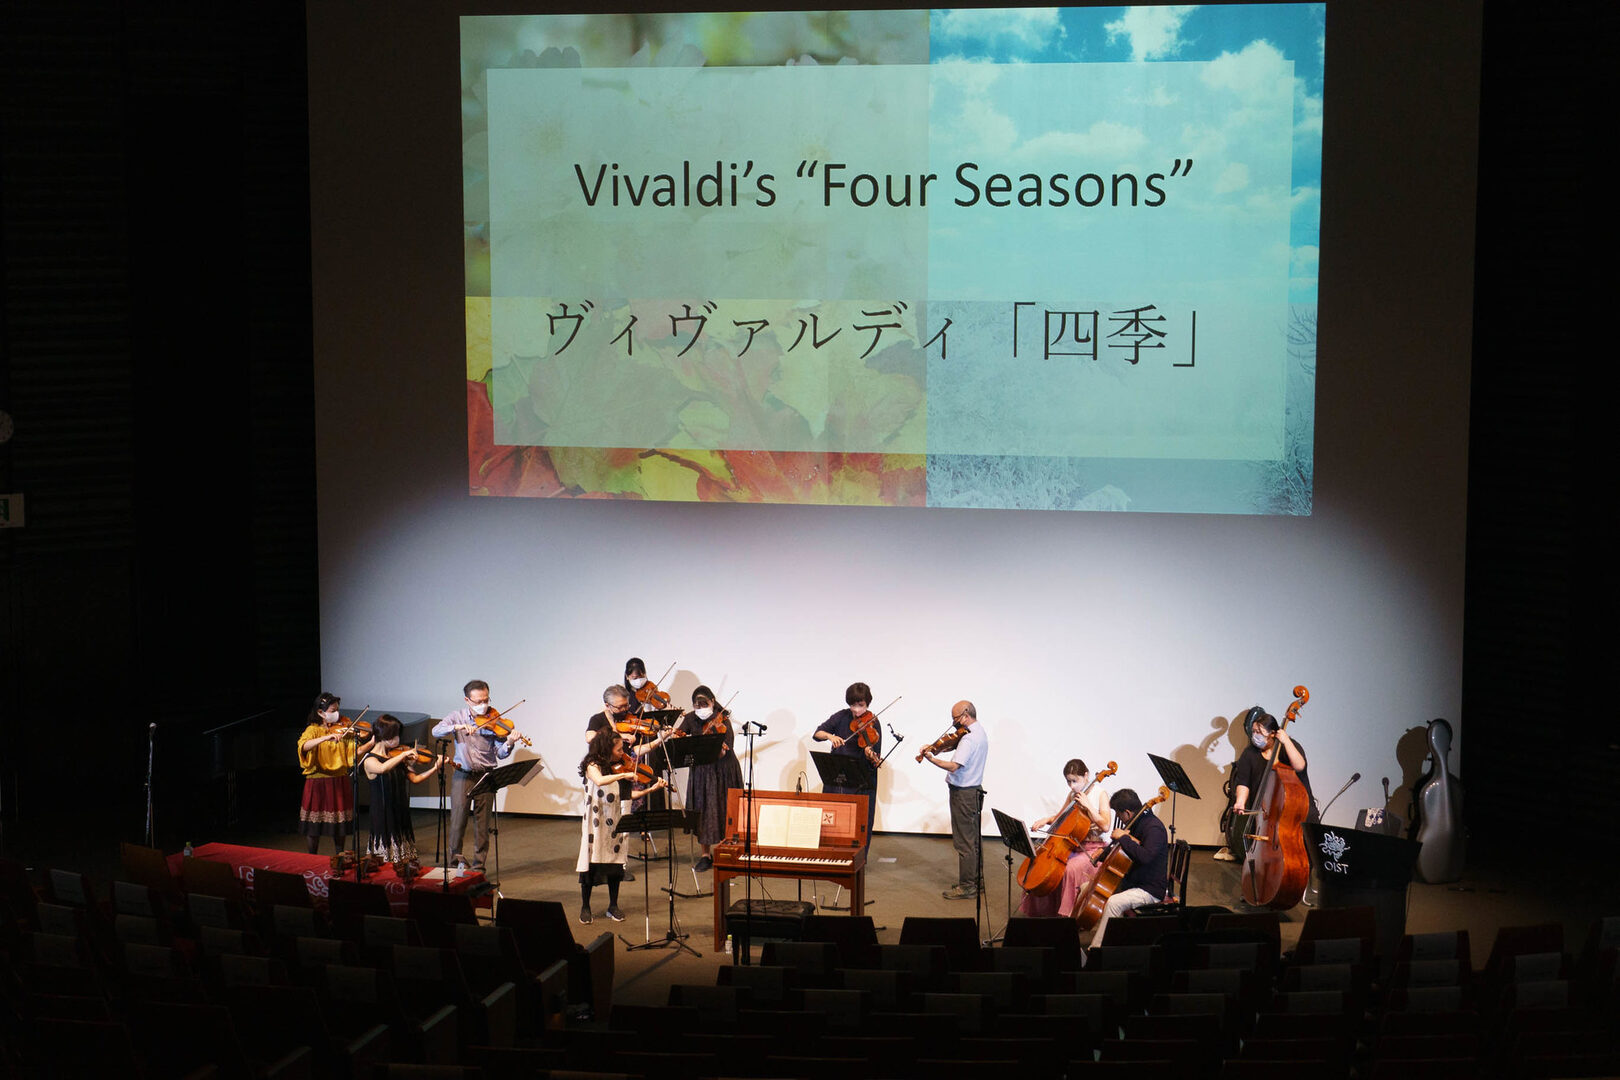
[167,842,488,913]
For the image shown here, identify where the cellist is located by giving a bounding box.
[1087,788,1170,947]
[1020,759,1112,918]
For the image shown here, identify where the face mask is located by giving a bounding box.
[471,701,490,716]
[696,707,715,721]
[322,709,340,723]
[629,676,647,689]
[1252,730,1271,750]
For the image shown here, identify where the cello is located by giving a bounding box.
[1073,785,1170,930]
[1016,762,1118,896]
[1239,685,1313,909]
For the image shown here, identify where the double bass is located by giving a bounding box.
[1240,685,1313,909]
[1016,762,1118,896]
[1073,785,1171,930]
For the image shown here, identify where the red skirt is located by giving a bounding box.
[299,775,356,837]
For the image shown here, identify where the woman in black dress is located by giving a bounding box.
[360,715,444,862]
[679,685,744,873]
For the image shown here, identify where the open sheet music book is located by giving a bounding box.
[756,803,825,849]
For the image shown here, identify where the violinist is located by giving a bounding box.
[587,684,671,879]
[430,679,519,872]
[1020,759,1112,918]
[622,657,672,716]
[361,715,444,863]
[677,685,743,873]
[621,658,673,809]
[1087,788,1169,946]
[922,700,989,900]
[577,726,668,924]
[812,682,882,849]
[296,692,375,855]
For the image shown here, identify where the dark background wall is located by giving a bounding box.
[0,2,1604,867]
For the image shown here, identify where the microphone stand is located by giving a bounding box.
[436,737,454,894]
[1320,772,1361,821]
[145,723,158,847]
[736,719,764,966]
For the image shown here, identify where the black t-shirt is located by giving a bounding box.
[815,708,879,790]
[1233,739,1319,821]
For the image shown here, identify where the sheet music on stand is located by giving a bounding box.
[990,807,1037,861]
[1146,754,1200,800]
[1146,752,1200,903]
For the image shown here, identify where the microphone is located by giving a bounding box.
[149,722,158,731]
[795,773,803,794]
[1319,771,1361,820]
[1381,776,1390,803]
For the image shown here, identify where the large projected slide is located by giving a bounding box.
[462,7,1323,512]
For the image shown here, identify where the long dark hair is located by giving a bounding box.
[579,726,620,779]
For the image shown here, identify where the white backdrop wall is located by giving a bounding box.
[307,1,1481,843]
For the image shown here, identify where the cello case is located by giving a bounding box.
[1412,717,1465,883]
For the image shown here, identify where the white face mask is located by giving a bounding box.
[695,706,715,721]
[629,676,647,690]
[470,701,490,716]
[1252,729,1271,750]
[322,708,340,723]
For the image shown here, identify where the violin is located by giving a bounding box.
[473,700,532,747]
[631,661,676,712]
[385,744,437,766]
[326,706,373,739]
[702,707,731,737]
[615,716,666,739]
[1073,785,1171,930]
[1239,685,1312,910]
[915,714,968,763]
[1017,762,1118,896]
[610,742,657,787]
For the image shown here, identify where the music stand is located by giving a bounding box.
[989,807,1037,945]
[614,808,700,956]
[809,751,876,912]
[1147,753,1200,902]
[468,758,541,895]
[663,734,724,898]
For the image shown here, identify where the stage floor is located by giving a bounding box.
[58,811,1618,1009]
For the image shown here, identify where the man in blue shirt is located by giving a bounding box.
[922,700,988,900]
[431,679,518,872]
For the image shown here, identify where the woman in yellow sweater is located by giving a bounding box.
[296,692,373,855]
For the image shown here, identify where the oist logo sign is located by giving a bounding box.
[1318,831,1352,875]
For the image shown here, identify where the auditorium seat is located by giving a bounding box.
[801,913,881,969]
[898,916,982,971]
[835,965,913,1010]
[406,888,479,949]
[1098,913,1180,947]
[321,963,458,1065]
[1002,915,1084,971]
[715,961,788,1006]
[390,944,517,1048]
[988,944,1059,992]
